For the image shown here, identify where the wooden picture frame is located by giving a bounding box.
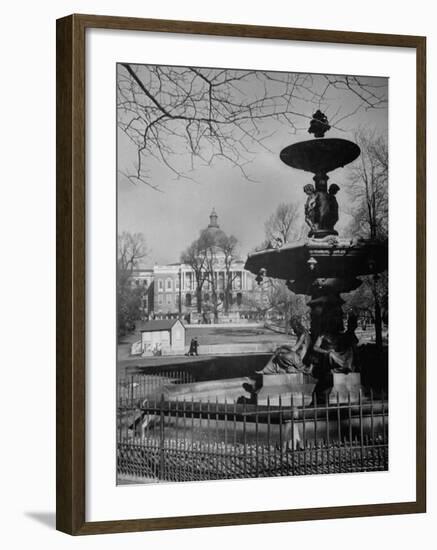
[56,13,426,535]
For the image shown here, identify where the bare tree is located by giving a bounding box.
[244,278,308,332]
[344,129,388,348]
[264,202,303,245]
[117,64,387,187]
[118,231,148,273]
[180,239,208,314]
[117,232,148,336]
[200,230,222,323]
[216,233,239,314]
[346,129,388,241]
[252,202,306,329]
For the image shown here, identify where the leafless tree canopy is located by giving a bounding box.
[343,129,388,348]
[246,202,309,329]
[346,129,388,241]
[264,202,303,245]
[117,64,387,186]
[117,232,148,337]
[118,231,148,274]
[180,229,239,318]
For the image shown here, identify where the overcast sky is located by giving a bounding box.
[117,67,388,266]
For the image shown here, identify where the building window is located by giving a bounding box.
[158,295,163,305]
[235,272,242,290]
[158,279,164,292]
[166,278,172,291]
[167,295,172,305]
[246,275,253,291]
[185,293,192,307]
[236,292,243,306]
[175,276,180,291]
[185,271,194,290]
[218,272,224,290]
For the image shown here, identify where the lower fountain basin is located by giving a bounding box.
[244,238,387,289]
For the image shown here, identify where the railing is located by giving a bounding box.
[117,387,388,483]
[117,371,195,405]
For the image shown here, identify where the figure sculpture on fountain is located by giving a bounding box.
[304,178,340,238]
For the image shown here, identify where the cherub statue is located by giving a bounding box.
[321,183,340,230]
[303,183,317,236]
[304,182,340,236]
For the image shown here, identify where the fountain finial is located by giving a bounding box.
[308,110,331,138]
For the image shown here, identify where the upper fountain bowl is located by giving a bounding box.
[280,138,361,174]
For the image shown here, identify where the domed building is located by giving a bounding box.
[133,209,268,323]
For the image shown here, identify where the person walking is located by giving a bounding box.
[187,337,199,356]
[192,337,199,356]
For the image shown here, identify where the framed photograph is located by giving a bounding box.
[56,14,426,535]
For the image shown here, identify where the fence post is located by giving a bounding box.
[325,391,330,473]
[279,395,283,476]
[290,393,295,475]
[243,397,247,478]
[359,389,364,470]
[267,395,271,474]
[159,393,165,480]
[336,391,341,473]
[302,392,307,475]
[255,400,259,478]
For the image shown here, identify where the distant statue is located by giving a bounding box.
[272,235,284,249]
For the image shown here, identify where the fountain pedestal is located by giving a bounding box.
[330,372,363,403]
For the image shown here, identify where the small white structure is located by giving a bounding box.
[140,319,186,355]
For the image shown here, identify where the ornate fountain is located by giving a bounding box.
[244,111,388,399]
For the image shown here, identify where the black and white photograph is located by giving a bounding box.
[0,0,431,544]
[116,63,389,485]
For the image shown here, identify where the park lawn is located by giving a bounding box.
[185,326,290,346]
[117,325,293,368]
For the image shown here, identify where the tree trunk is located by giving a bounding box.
[196,287,202,313]
[211,291,219,323]
[223,287,230,314]
[371,279,383,349]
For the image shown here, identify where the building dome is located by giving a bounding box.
[203,208,227,243]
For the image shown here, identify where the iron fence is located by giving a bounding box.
[117,382,388,483]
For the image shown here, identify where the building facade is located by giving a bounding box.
[133,210,270,322]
